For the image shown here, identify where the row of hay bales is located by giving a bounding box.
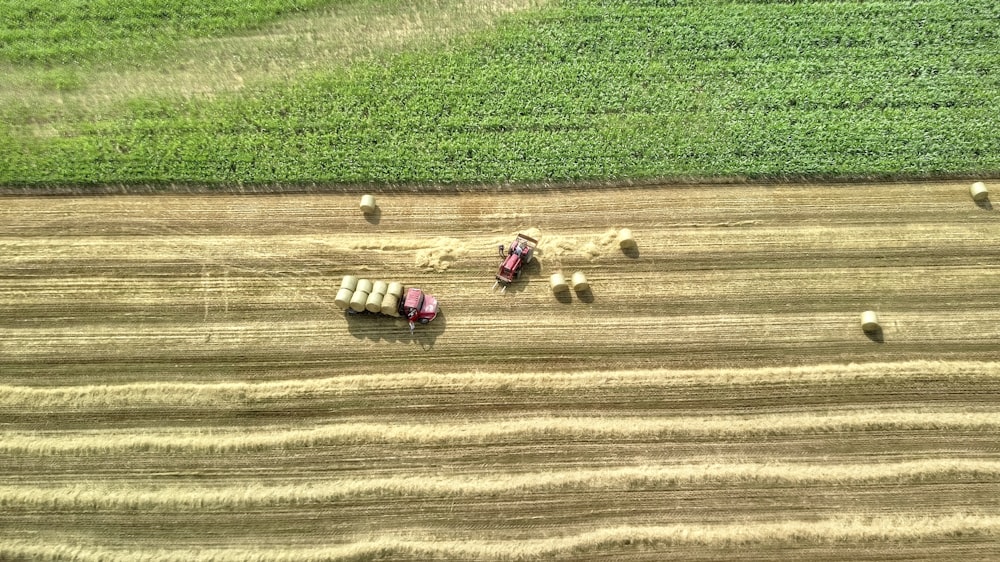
[550,271,589,293]
[334,275,404,316]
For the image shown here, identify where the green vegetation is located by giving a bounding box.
[0,0,334,65]
[2,0,999,187]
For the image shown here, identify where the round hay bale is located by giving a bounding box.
[360,194,377,214]
[334,287,354,310]
[971,181,989,202]
[386,282,404,299]
[861,310,880,332]
[380,293,401,316]
[550,272,569,293]
[617,228,636,249]
[371,280,388,297]
[365,290,384,313]
[355,278,373,295]
[349,289,370,312]
[570,271,589,292]
[340,275,358,291]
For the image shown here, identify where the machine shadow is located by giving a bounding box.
[344,310,407,342]
[344,308,445,348]
[414,309,446,350]
[502,257,542,295]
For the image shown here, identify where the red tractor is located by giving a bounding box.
[400,287,439,332]
[493,233,538,291]
[336,276,439,333]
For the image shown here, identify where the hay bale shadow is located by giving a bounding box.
[344,308,444,346]
[863,326,885,343]
[975,197,993,211]
[554,290,572,304]
[344,309,407,342]
[575,287,595,303]
[622,245,640,259]
[363,206,382,224]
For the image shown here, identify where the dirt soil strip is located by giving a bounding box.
[1,181,999,560]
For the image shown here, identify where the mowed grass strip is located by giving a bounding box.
[2,515,999,561]
[2,460,999,508]
[3,411,998,454]
[2,0,999,186]
[1,360,997,408]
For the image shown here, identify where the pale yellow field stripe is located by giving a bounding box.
[2,360,997,408]
[1,460,998,508]
[2,410,997,454]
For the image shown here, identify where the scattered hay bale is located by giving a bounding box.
[360,194,377,214]
[861,310,880,332]
[550,273,569,293]
[571,271,589,292]
[971,181,989,202]
[617,228,636,249]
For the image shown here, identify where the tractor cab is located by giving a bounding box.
[401,287,439,330]
[497,253,523,283]
[493,233,539,290]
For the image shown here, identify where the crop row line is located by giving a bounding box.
[3,410,997,454]
[2,460,999,509]
[2,514,999,561]
[1,360,996,407]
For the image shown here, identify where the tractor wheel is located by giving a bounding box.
[419,318,430,324]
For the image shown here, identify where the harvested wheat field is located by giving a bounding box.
[1,181,999,561]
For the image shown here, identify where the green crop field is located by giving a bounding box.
[2,0,998,187]
[0,0,334,66]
